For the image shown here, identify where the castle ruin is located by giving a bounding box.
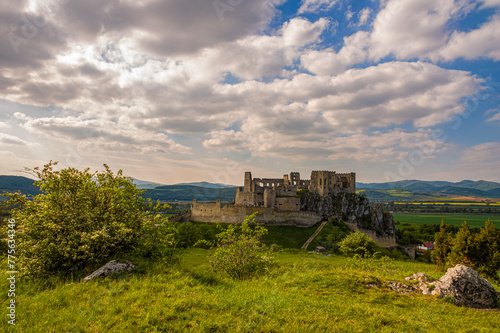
[234,171,356,211]
[170,170,396,248]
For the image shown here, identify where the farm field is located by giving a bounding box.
[393,213,500,228]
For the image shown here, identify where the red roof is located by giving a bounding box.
[422,242,434,248]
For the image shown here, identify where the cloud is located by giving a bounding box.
[51,0,285,56]
[300,31,370,75]
[202,61,478,161]
[357,8,371,26]
[436,15,500,61]
[370,0,459,61]
[486,109,500,122]
[0,0,69,69]
[460,142,500,164]
[203,130,247,150]
[282,17,330,47]
[369,0,500,62]
[298,0,338,14]
[203,126,451,163]
[16,114,191,155]
[0,133,29,146]
[479,0,500,8]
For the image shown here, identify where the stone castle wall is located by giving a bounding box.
[190,199,321,227]
[275,196,300,211]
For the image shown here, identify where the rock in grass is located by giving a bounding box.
[405,272,437,295]
[82,260,136,282]
[430,265,499,309]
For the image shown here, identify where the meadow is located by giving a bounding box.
[2,249,500,332]
[393,214,500,228]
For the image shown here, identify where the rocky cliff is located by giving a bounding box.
[300,191,396,238]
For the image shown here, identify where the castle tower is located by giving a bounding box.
[350,172,356,192]
[244,171,253,192]
[310,170,336,196]
[290,172,300,185]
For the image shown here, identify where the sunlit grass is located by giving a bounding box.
[2,250,499,332]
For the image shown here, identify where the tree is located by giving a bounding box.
[209,213,274,280]
[449,221,474,267]
[470,219,500,280]
[433,220,452,268]
[5,161,171,277]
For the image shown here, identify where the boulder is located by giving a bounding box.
[82,260,136,282]
[430,265,499,309]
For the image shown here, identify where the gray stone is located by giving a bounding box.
[405,272,437,295]
[430,265,499,308]
[82,260,136,282]
[301,192,396,238]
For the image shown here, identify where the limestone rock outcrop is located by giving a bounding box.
[82,260,136,282]
[301,192,396,238]
[405,272,437,295]
[430,265,500,309]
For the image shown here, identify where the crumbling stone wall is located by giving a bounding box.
[190,201,321,227]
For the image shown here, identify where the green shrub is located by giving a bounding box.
[338,231,380,258]
[209,213,275,279]
[137,216,179,263]
[314,218,351,252]
[4,161,172,277]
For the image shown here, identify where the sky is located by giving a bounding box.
[0,0,499,185]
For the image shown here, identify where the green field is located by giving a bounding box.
[393,213,500,228]
[3,249,499,332]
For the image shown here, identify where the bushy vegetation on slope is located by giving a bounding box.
[1,162,175,278]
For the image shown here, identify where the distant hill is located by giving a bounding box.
[131,179,167,189]
[3,175,499,203]
[172,181,237,189]
[0,175,40,197]
[357,179,500,201]
[143,185,238,202]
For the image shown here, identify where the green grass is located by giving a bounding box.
[177,221,324,250]
[2,250,499,332]
[261,222,323,249]
[394,214,500,228]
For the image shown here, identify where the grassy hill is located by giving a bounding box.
[3,250,499,332]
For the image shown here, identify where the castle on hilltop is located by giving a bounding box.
[169,169,396,248]
[235,171,356,211]
[172,170,357,228]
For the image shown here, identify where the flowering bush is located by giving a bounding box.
[5,161,171,277]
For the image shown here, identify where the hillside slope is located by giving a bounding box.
[4,250,499,332]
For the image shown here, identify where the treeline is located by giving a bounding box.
[384,202,500,214]
[396,224,464,246]
[434,220,500,281]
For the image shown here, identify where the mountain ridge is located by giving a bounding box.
[2,175,499,202]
